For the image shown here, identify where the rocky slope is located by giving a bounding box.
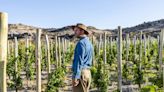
[8,19,164,39]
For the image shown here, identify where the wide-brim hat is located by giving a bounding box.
[71,23,89,35]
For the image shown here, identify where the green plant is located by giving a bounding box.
[92,58,109,92]
[90,66,97,88]
[64,44,74,64]
[107,44,117,66]
[25,45,35,87]
[150,73,163,88]
[41,45,47,71]
[7,53,23,92]
[46,65,67,92]
[141,85,158,92]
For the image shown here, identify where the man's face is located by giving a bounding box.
[74,27,84,37]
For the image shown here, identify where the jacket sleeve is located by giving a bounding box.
[72,42,85,79]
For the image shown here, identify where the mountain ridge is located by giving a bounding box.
[8,19,164,39]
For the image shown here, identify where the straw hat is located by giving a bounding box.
[71,23,89,35]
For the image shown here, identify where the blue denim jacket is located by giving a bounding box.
[72,36,93,79]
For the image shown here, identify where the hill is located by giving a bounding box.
[8,19,164,39]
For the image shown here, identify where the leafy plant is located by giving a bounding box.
[46,65,67,92]
[92,58,109,92]
[7,49,23,92]
[150,73,163,88]
[141,85,158,92]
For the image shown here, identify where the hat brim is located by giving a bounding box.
[71,25,89,35]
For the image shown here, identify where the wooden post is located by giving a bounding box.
[117,26,122,92]
[55,36,59,68]
[103,32,106,64]
[26,34,29,50]
[58,37,61,67]
[62,38,65,65]
[52,39,55,61]
[68,39,70,50]
[110,37,112,53]
[64,38,67,53]
[133,36,136,60]
[92,35,96,66]
[147,35,150,51]
[91,35,95,66]
[25,34,29,69]
[29,37,32,47]
[139,31,142,71]
[50,39,52,60]
[52,39,54,60]
[98,34,102,56]
[137,32,143,89]
[159,29,164,73]
[157,35,160,61]
[96,38,99,54]
[0,12,8,92]
[25,34,29,88]
[7,40,10,57]
[11,40,14,54]
[107,36,109,46]
[143,34,146,62]
[136,37,139,47]
[126,34,129,61]
[116,37,118,44]
[157,35,160,49]
[144,34,149,85]
[45,35,51,74]
[122,38,125,49]
[144,34,146,57]
[35,29,42,92]
[14,37,18,72]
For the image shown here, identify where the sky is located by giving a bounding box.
[0,0,164,29]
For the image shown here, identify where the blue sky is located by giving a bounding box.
[0,0,164,29]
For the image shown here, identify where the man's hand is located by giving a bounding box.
[72,79,79,86]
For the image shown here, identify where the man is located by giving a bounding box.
[71,23,93,92]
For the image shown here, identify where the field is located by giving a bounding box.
[5,29,164,92]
